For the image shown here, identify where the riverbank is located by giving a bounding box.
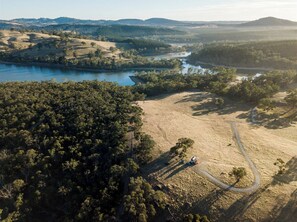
[129,76,145,84]
[0,60,176,73]
[188,60,276,73]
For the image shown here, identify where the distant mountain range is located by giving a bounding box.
[7,17,191,27]
[1,16,297,29]
[239,17,297,27]
[2,17,245,27]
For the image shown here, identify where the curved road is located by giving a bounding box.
[192,122,261,193]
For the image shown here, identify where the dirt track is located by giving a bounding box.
[193,122,260,193]
[139,91,297,222]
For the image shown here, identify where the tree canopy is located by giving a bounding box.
[0,81,163,221]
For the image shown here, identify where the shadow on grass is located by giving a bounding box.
[143,151,172,175]
[272,156,297,185]
[253,111,297,129]
[270,189,297,222]
[177,92,297,129]
[185,188,230,219]
[185,157,297,222]
[175,92,210,104]
[220,156,297,221]
[165,163,190,179]
[219,183,270,221]
[191,98,250,117]
[146,90,201,101]
[143,151,191,180]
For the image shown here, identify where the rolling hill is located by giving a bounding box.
[10,17,189,27]
[240,17,297,27]
[37,24,183,39]
[0,30,180,70]
[5,17,297,29]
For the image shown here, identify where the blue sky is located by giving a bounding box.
[1,0,297,21]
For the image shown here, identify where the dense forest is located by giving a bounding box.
[0,81,169,221]
[188,41,297,70]
[133,68,297,104]
[121,39,172,55]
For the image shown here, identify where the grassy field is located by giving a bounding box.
[0,30,127,61]
[139,91,297,222]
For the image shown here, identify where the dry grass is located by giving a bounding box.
[139,91,297,222]
[0,30,128,61]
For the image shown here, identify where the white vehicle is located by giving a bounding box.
[189,156,198,165]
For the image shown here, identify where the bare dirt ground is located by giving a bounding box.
[139,91,297,222]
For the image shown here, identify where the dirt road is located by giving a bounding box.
[193,122,261,193]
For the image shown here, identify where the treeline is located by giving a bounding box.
[133,68,236,97]
[0,81,166,221]
[133,68,297,104]
[188,40,297,70]
[0,51,181,71]
[33,24,183,40]
[122,39,171,55]
[229,70,297,102]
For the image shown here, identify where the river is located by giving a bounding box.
[0,52,262,85]
[0,63,136,86]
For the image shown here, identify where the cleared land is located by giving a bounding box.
[0,30,126,60]
[139,91,297,222]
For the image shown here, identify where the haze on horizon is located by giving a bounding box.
[1,0,297,21]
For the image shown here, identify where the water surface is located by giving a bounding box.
[0,63,135,86]
[0,52,262,85]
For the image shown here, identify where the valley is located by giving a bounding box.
[0,5,297,221]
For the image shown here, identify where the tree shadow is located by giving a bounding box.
[175,92,209,104]
[217,156,297,221]
[145,92,183,101]
[165,163,190,179]
[253,111,296,129]
[142,150,190,180]
[191,99,250,117]
[174,92,251,117]
[266,156,297,221]
[155,90,202,101]
[270,189,297,222]
[219,183,270,221]
[272,156,297,185]
[142,151,172,175]
[173,91,297,130]
[185,188,230,219]
[160,161,183,177]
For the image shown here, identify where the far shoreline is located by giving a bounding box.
[0,60,176,74]
[187,60,284,73]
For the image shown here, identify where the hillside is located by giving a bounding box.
[9,17,189,27]
[0,21,24,29]
[240,17,297,27]
[0,30,180,70]
[35,24,183,40]
[139,91,297,222]
[0,30,124,59]
[188,40,297,69]
[145,18,187,26]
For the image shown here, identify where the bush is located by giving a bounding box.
[231,167,247,181]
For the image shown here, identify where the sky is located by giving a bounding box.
[1,0,297,21]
